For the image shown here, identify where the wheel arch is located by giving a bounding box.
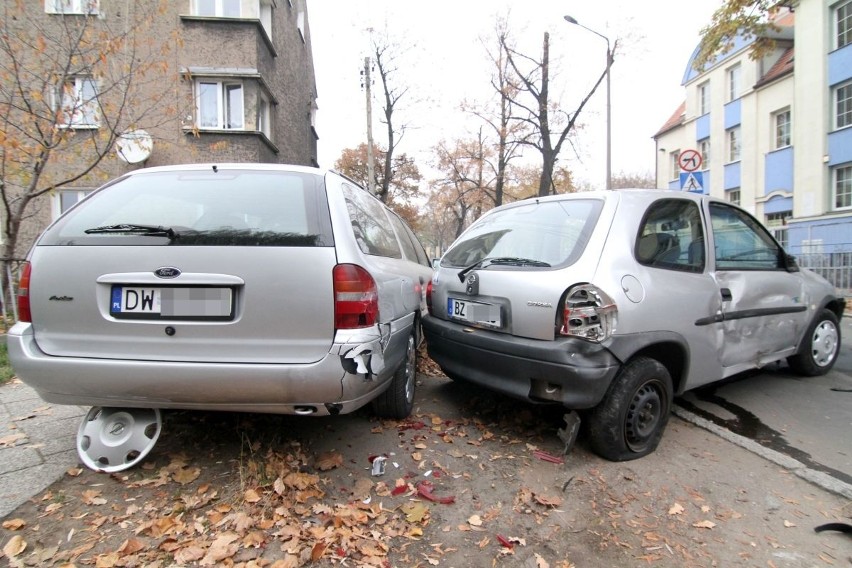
[606,332,690,395]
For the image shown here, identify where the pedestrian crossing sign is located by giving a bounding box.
[679,171,704,193]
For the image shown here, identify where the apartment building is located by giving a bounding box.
[2,0,318,258]
[654,0,852,256]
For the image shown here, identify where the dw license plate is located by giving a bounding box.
[110,286,233,320]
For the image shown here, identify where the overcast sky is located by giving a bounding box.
[306,0,723,188]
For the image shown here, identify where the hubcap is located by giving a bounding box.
[77,407,162,472]
[811,320,839,367]
[625,382,663,451]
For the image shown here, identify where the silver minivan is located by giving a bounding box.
[423,190,844,461]
[9,164,432,469]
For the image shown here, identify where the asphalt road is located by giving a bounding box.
[676,318,852,495]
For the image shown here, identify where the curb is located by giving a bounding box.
[673,405,852,500]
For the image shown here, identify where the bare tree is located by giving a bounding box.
[370,33,413,205]
[500,31,618,197]
[0,1,180,298]
[462,19,529,207]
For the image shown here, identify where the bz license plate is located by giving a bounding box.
[447,298,501,327]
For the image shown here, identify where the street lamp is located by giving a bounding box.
[564,15,612,190]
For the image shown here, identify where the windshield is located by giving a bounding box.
[40,170,334,247]
[441,198,603,269]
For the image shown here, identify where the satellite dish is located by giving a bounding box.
[116,129,153,164]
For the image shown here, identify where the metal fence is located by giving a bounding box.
[792,250,852,298]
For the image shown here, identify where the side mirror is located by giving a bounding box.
[785,253,800,273]
[431,258,441,269]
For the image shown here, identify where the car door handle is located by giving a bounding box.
[720,288,733,302]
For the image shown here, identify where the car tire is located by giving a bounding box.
[372,324,417,419]
[787,309,840,376]
[587,356,673,462]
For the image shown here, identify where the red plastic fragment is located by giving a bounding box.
[496,534,514,549]
[416,481,455,504]
[532,450,564,464]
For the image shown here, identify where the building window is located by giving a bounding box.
[698,81,710,116]
[196,80,244,130]
[765,211,790,248]
[45,0,99,14]
[192,0,240,17]
[837,81,852,129]
[727,127,741,162]
[835,165,852,209]
[699,138,710,168]
[838,0,852,49]
[670,150,680,180]
[257,94,271,137]
[727,64,741,102]
[728,189,740,205]
[260,0,273,37]
[54,189,93,219]
[773,108,791,149]
[297,10,306,41]
[57,77,99,128]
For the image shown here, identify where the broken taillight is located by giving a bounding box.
[426,279,433,315]
[333,264,378,329]
[17,262,32,323]
[559,284,617,341]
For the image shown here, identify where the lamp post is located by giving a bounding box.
[564,15,612,190]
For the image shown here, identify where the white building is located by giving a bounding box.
[654,0,852,256]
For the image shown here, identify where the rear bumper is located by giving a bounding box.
[422,316,621,409]
[7,322,408,416]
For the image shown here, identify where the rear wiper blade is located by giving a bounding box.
[85,224,177,239]
[457,256,551,282]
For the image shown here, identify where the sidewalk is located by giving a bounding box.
[0,378,86,518]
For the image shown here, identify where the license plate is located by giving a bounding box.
[110,286,233,320]
[448,297,501,327]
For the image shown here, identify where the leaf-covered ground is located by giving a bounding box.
[2,349,850,567]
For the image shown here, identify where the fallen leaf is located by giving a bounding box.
[244,488,262,503]
[783,520,796,528]
[172,466,200,485]
[401,501,429,523]
[533,493,563,507]
[174,546,205,564]
[0,433,26,447]
[117,538,145,556]
[412,451,422,461]
[497,534,514,549]
[311,541,327,562]
[316,451,343,471]
[2,519,26,530]
[468,515,483,527]
[67,467,84,477]
[352,477,374,500]
[82,489,107,506]
[534,552,550,568]
[417,481,455,504]
[3,535,27,558]
[200,532,240,565]
[668,503,684,515]
[692,520,716,529]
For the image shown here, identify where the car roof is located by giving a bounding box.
[118,163,326,177]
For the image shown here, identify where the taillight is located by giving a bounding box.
[559,284,617,341]
[426,279,433,315]
[333,264,378,329]
[17,262,32,323]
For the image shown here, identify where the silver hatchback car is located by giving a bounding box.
[423,189,844,461]
[9,164,432,468]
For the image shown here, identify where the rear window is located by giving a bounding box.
[441,198,603,269]
[39,169,334,246]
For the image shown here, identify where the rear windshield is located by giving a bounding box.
[39,169,334,247]
[441,198,603,269]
